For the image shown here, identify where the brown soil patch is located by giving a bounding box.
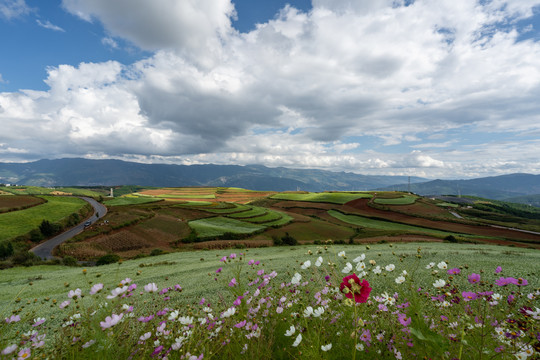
[344,199,540,245]
[0,195,46,213]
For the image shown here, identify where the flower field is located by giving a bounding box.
[1,243,539,359]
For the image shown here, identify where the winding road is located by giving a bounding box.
[30,197,107,260]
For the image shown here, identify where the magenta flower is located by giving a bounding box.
[219,256,227,262]
[174,284,182,291]
[138,315,154,323]
[447,268,460,275]
[462,291,478,301]
[248,259,255,265]
[468,273,481,284]
[398,313,411,326]
[228,278,237,287]
[216,267,222,273]
[495,266,502,273]
[495,277,511,286]
[360,329,371,343]
[32,318,46,327]
[151,345,164,357]
[233,296,243,306]
[229,253,237,259]
[59,300,70,309]
[235,320,247,328]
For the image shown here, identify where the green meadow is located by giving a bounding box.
[0,196,88,243]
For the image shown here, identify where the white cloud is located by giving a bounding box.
[101,36,118,49]
[61,0,236,67]
[36,19,65,32]
[2,0,540,178]
[0,0,31,20]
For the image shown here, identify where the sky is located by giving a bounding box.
[0,0,540,179]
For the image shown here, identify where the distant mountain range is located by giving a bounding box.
[378,173,540,205]
[1,159,538,205]
[0,158,426,192]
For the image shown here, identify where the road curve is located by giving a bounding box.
[30,197,107,260]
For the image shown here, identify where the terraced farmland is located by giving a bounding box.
[270,192,372,204]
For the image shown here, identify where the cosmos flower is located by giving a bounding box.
[284,325,295,337]
[291,273,302,285]
[292,334,302,347]
[385,264,395,272]
[433,279,446,288]
[321,343,332,351]
[315,256,323,267]
[468,273,481,284]
[89,283,104,295]
[301,260,311,269]
[342,262,353,273]
[340,274,372,303]
[100,313,123,330]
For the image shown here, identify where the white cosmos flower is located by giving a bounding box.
[301,260,311,269]
[385,264,395,272]
[321,343,332,351]
[437,261,448,270]
[355,262,366,272]
[356,343,364,351]
[291,273,302,285]
[292,334,302,347]
[107,286,128,299]
[426,262,435,269]
[285,325,295,337]
[395,276,406,284]
[315,257,323,267]
[221,307,236,318]
[313,307,325,317]
[353,254,365,263]
[338,251,346,258]
[303,306,314,318]
[341,262,352,273]
[433,279,446,288]
[373,266,382,274]
[144,283,158,293]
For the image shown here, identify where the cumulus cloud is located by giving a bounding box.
[61,0,236,67]
[0,0,31,20]
[1,0,540,178]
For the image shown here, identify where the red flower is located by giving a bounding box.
[340,274,372,303]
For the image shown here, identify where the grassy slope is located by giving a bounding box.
[0,196,88,243]
[1,243,538,318]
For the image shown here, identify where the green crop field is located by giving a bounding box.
[205,203,250,214]
[0,196,88,243]
[0,186,101,197]
[270,192,372,204]
[227,206,267,218]
[104,196,163,206]
[374,194,417,205]
[189,216,265,238]
[262,212,294,227]
[328,210,465,238]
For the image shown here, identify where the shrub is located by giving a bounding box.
[39,220,62,237]
[150,249,164,256]
[281,233,298,246]
[272,235,283,246]
[11,251,41,267]
[62,256,79,267]
[444,235,458,243]
[96,254,121,266]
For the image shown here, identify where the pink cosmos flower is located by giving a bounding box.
[32,318,46,327]
[462,291,478,301]
[228,278,237,287]
[68,288,82,299]
[89,283,104,295]
[100,313,123,330]
[59,300,70,309]
[468,273,481,284]
[1,344,17,355]
[398,313,411,326]
[235,320,247,328]
[219,256,227,262]
[340,274,372,303]
[495,266,502,273]
[248,259,255,265]
[229,253,237,259]
[216,267,222,273]
[5,315,20,323]
[447,268,460,275]
[17,348,31,359]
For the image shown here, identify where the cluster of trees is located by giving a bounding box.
[0,242,14,259]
